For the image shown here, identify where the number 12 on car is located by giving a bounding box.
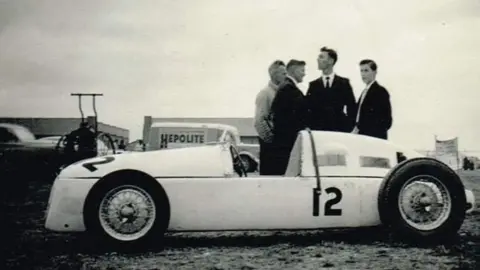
[312,187,343,216]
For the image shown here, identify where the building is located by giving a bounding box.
[143,116,258,144]
[0,117,129,143]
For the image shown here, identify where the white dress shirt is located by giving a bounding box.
[322,73,335,88]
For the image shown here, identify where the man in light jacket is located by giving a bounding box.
[254,60,287,175]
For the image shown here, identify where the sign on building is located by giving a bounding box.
[159,130,206,149]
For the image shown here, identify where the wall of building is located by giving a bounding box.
[241,136,259,144]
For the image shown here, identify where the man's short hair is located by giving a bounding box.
[268,60,285,76]
[359,59,377,71]
[320,46,338,65]
[286,59,306,70]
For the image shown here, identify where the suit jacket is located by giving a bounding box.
[355,81,392,139]
[270,77,306,148]
[305,75,357,132]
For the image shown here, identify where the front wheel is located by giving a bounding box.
[84,173,170,249]
[378,158,466,243]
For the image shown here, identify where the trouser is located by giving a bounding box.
[271,144,294,175]
[260,138,295,176]
[259,138,278,175]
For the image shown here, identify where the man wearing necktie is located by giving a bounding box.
[305,47,357,132]
[352,59,392,140]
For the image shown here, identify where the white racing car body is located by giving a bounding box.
[45,130,476,246]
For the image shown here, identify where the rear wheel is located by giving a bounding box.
[378,158,466,243]
[84,172,170,249]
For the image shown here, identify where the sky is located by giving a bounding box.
[0,0,479,152]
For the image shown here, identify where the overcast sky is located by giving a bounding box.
[0,0,479,151]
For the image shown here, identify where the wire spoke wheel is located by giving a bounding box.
[398,175,451,231]
[99,185,156,242]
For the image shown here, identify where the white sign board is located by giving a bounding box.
[159,130,206,149]
[434,137,459,170]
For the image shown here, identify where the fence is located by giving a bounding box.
[415,149,480,170]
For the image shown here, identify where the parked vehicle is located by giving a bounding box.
[142,122,259,172]
[0,123,64,181]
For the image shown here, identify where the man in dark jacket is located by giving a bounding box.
[65,122,97,163]
[352,59,392,139]
[305,47,357,132]
[270,59,307,175]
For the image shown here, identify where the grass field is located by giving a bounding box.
[2,171,479,270]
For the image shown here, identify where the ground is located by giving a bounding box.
[2,171,479,270]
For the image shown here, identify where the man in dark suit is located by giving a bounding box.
[352,59,392,139]
[270,59,307,175]
[305,47,357,132]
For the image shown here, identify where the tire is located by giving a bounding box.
[83,171,170,249]
[378,157,466,243]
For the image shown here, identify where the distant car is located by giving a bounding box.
[0,123,37,142]
[143,122,259,172]
[0,123,117,181]
[0,123,64,179]
[45,129,475,248]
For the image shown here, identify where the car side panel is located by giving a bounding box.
[160,176,383,231]
[43,175,385,233]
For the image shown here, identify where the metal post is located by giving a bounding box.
[71,94,85,123]
[92,96,98,135]
[70,93,103,134]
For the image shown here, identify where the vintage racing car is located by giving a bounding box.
[44,129,476,247]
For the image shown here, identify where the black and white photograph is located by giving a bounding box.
[1,0,479,269]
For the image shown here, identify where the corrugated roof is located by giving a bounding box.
[151,117,257,136]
